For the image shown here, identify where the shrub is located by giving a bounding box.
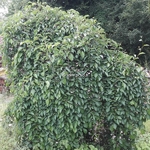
[2,2,150,150]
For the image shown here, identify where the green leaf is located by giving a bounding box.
[89,145,98,150]
[80,51,85,58]
[62,78,67,84]
[45,81,50,88]
[130,100,135,105]
[68,53,74,61]
[94,63,98,69]
[46,99,50,106]
[138,52,145,55]
[143,44,149,47]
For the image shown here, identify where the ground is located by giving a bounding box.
[0,94,18,150]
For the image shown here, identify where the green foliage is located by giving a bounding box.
[2,2,150,150]
[74,144,99,150]
[0,95,29,150]
[110,0,150,65]
[136,132,150,150]
[6,0,36,16]
[135,120,150,150]
[5,0,92,16]
[0,0,9,8]
[144,120,150,132]
[5,0,150,65]
[88,0,150,66]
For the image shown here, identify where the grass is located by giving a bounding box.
[144,120,150,132]
[136,120,150,150]
[0,94,17,150]
[0,94,29,150]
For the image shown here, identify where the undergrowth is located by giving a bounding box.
[0,94,29,150]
